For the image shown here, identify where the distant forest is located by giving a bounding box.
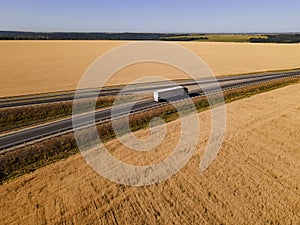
[249,34,300,43]
[0,31,300,43]
[0,31,180,40]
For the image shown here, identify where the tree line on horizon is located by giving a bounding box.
[0,31,299,43]
[0,31,177,40]
[249,34,300,43]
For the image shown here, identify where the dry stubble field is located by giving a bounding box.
[0,84,299,224]
[1,41,300,97]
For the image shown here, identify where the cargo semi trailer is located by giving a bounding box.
[153,86,188,102]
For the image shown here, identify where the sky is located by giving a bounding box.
[0,0,299,33]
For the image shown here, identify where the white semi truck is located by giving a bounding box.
[153,86,189,102]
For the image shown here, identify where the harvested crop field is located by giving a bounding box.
[1,41,300,97]
[0,84,299,224]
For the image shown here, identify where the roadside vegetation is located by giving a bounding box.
[0,77,299,184]
[0,94,145,134]
[0,96,116,133]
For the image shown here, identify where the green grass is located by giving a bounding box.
[0,96,131,133]
[0,77,299,184]
[162,34,268,43]
[202,34,268,42]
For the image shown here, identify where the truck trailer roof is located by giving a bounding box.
[154,86,185,93]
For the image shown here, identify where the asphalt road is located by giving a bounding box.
[1,70,299,108]
[0,71,299,151]
[0,99,160,151]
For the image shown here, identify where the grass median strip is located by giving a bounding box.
[0,95,145,134]
[0,77,299,184]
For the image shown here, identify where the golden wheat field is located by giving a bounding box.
[0,84,299,224]
[1,41,300,97]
